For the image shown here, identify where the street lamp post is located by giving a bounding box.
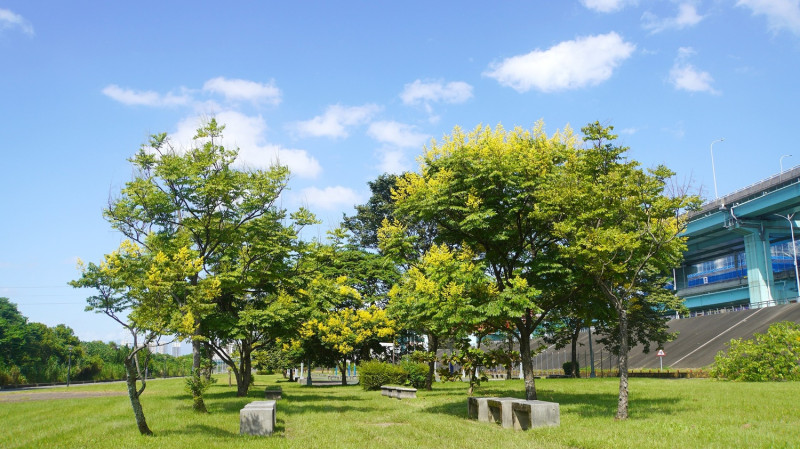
[587,325,596,378]
[776,213,800,299]
[780,154,792,181]
[710,138,725,201]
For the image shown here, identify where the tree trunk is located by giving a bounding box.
[424,334,439,390]
[236,343,252,397]
[288,367,295,382]
[517,326,537,400]
[340,360,348,386]
[616,305,629,420]
[123,356,152,436]
[505,335,514,380]
[570,325,580,378]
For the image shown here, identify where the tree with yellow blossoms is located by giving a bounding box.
[70,239,219,434]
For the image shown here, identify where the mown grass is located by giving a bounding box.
[1,375,798,449]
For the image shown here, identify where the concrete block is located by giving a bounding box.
[240,400,276,436]
[468,397,492,422]
[511,400,560,430]
[264,387,282,400]
[487,397,520,429]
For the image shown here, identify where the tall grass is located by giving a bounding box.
[1,375,798,448]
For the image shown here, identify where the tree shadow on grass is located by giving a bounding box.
[422,385,686,421]
[157,420,288,439]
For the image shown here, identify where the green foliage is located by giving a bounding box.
[712,321,800,381]
[563,361,579,377]
[358,360,407,390]
[184,372,217,412]
[400,358,430,389]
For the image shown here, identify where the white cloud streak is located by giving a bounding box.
[737,0,800,35]
[297,186,363,211]
[102,85,191,107]
[0,8,34,36]
[581,0,637,13]
[367,121,430,148]
[293,104,381,138]
[400,80,473,105]
[669,47,719,94]
[172,111,322,178]
[202,77,281,105]
[484,32,635,93]
[642,3,704,33]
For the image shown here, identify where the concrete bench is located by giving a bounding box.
[240,400,276,436]
[264,387,282,400]
[467,397,560,430]
[380,385,417,399]
[511,400,559,430]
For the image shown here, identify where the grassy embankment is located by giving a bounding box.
[1,374,798,449]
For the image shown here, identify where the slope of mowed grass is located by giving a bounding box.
[1,375,799,449]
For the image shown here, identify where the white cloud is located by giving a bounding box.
[298,186,363,211]
[642,3,704,33]
[367,121,430,148]
[293,104,381,138]
[0,8,34,36]
[737,0,800,35]
[102,84,191,107]
[669,47,720,94]
[171,111,322,178]
[202,77,281,105]
[400,80,473,105]
[581,0,637,13]
[376,149,412,175]
[484,32,635,93]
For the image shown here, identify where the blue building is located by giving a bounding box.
[677,166,800,312]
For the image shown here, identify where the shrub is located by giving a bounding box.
[358,360,407,391]
[712,321,800,381]
[563,361,580,377]
[400,359,429,389]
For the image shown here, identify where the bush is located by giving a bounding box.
[400,359,430,389]
[563,361,580,377]
[712,321,800,381]
[358,360,407,391]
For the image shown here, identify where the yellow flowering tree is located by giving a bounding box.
[71,239,219,433]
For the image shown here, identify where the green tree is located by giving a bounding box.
[712,321,800,381]
[71,240,219,433]
[554,122,699,419]
[392,123,574,400]
[386,243,490,390]
[102,119,311,400]
[104,119,298,371]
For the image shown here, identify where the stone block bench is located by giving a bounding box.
[264,386,282,400]
[380,385,417,399]
[240,400,276,436]
[511,400,559,430]
[467,397,559,430]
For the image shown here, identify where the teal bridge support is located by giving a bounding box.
[678,167,800,312]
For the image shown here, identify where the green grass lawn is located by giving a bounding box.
[1,375,798,449]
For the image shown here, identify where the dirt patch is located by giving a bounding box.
[0,391,127,403]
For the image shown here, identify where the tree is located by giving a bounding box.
[386,243,490,390]
[103,119,308,401]
[554,122,699,419]
[392,123,575,400]
[712,321,800,381]
[71,240,219,433]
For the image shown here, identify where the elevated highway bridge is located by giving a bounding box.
[678,165,800,311]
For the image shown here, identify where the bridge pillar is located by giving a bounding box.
[742,228,774,307]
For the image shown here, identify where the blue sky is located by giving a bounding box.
[2,0,800,344]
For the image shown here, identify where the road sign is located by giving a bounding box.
[656,349,666,357]
[656,349,665,370]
